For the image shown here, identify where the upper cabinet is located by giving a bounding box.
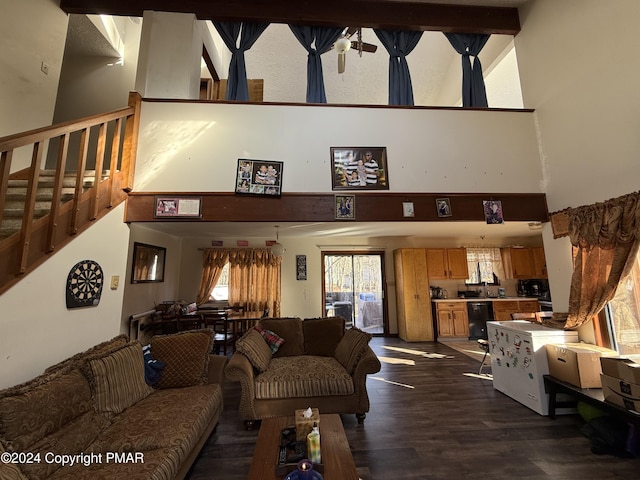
[531,247,547,278]
[501,247,547,279]
[426,248,469,280]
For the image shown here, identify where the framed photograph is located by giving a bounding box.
[235,159,283,196]
[154,196,201,218]
[330,147,388,190]
[296,255,307,281]
[131,242,166,284]
[335,195,355,220]
[483,200,504,224]
[402,202,415,218]
[436,198,452,218]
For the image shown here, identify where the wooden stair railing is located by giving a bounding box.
[0,92,141,296]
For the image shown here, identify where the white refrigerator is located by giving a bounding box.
[487,320,579,415]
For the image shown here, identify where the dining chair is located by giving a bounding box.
[203,312,235,356]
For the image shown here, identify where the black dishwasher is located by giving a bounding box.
[467,302,494,340]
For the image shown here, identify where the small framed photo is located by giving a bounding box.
[296,255,307,281]
[483,200,504,224]
[154,196,202,218]
[235,159,283,196]
[331,147,389,190]
[402,202,415,218]
[436,198,452,218]
[335,195,355,220]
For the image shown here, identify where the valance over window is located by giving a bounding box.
[566,191,640,329]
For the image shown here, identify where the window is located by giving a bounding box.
[606,248,640,354]
[209,262,230,301]
[465,248,505,285]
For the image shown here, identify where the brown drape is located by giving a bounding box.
[196,249,230,305]
[566,191,640,329]
[197,248,281,316]
[228,248,281,317]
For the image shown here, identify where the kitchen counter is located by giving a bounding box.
[432,297,539,302]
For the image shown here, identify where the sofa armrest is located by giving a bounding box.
[207,354,228,385]
[350,345,381,415]
[224,352,257,420]
[353,345,382,378]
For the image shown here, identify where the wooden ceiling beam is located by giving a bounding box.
[59,0,520,35]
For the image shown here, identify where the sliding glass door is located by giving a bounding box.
[322,251,386,335]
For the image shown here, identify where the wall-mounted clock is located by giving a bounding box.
[66,260,104,309]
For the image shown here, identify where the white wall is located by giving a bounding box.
[135,11,202,99]
[0,0,68,170]
[53,15,142,122]
[515,0,640,311]
[0,204,130,389]
[134,102,542,193]
[121,224,184,331]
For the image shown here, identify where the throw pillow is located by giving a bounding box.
[142,344,166,386]
[150,329,214,389]
[258,317,304,357]
[236,328,273,372]
[254,326,284,354]
[86,343,153,415]
[334,327,372,375]
[303,316,345,356]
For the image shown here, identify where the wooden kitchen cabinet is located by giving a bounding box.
[531,247,548,278]
[492,300,520,321]
[492,299,540,320]
[394,249,434,341]
[436,302,469,338]
[518,300,540,313]
[501,247,547,279]
[426,248,469,280]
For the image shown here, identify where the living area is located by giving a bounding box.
[2,0,640,479]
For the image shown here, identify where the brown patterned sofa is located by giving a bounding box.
[225,317,381,429]
[0,330,225,480]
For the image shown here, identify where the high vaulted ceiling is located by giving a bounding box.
[58,0,539,242]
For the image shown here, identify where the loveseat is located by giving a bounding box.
[225,316,381,429]
[0,330,225,480]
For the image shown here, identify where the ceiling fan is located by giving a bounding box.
[333,27,378,74]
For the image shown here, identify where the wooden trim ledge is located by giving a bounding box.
[125,192,548,223]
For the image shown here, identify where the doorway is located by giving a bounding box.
[321,251,387,335]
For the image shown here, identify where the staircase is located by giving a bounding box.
[0,92,141,295]
[1,170,107,240]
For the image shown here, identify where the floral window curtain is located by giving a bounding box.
[227,248,282,316]
[566,192,640,329]
[466,248,505,283]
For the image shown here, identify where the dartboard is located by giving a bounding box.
[66,260,104,308]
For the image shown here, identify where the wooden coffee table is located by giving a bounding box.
[248,413,359,479]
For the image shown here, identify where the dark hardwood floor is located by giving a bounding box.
[187,337,640,479]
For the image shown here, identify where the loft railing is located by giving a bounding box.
[0,92,141,295]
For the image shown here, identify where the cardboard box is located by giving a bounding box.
[295,408,319,441]
[600,373,640,412]
[545,343,618,388]
[600,355,640,384]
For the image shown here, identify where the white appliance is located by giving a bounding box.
[487,320,578,415]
